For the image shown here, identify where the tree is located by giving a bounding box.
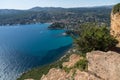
[75,23,118,53]
[113,3,120,14]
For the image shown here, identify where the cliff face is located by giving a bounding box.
[110,11,120,42]
[40,51,120,80]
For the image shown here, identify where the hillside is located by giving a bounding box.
[0,6,111,26]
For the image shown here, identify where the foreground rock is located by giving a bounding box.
[41,51,120,80]
[87,51,120,80]
[41,68,67,80]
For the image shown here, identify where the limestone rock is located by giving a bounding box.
[110,12,120,42]
[87,51,120,80]
[41,68,101,80]
[41,68,67,80]
[41,51,120,80]
[62,54,82,68]
[74,69,101,80]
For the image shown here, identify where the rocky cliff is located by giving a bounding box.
[40,51,120,80]
[110,13,120,40]
[110,3,120,42]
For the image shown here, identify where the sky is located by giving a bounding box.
[0,0,119,9]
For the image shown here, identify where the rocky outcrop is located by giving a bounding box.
[87,51,120,80]
[62,54,82,68]
[41,51,120,80]
[110,4,120,42]
[41,54,82,80]
[74,69,101,80]
[110,12,120,41]
[41,68,101,80]
[41,68,67,80]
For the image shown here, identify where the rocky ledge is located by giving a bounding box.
[40,51,120,80]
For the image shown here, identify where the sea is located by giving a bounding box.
[0,23,73,80]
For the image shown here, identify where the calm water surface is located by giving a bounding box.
[0,23,73,80]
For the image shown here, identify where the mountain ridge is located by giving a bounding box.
[0,5,113,14]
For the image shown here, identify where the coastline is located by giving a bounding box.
[16,23,74,80]
[0,23,73,80]
[0,22,53,27]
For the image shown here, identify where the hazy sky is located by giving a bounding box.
[0,0,119,9]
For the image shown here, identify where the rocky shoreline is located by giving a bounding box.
[17,47,75,80]
[21,50,120,80]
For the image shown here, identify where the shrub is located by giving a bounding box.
[62,67,72,73]
[74,58,88,71]
[113,3,120,14]
[75,23,118,53]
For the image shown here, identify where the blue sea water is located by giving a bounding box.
[0,23,73,80]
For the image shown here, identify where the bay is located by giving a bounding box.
[0,23,73,80]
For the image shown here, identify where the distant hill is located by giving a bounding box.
[29,7,65,11]
[0,5,113,15]
[29,5,111,10]
[0,5,113,26]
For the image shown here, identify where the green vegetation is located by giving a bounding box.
[113,3,120,14]
[75,23,118,53]
[48,22,65,29]
[63,57,88,73]
[62,67,72,73]
[74,58,88,71]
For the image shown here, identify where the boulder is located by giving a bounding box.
[87,51,120,80]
